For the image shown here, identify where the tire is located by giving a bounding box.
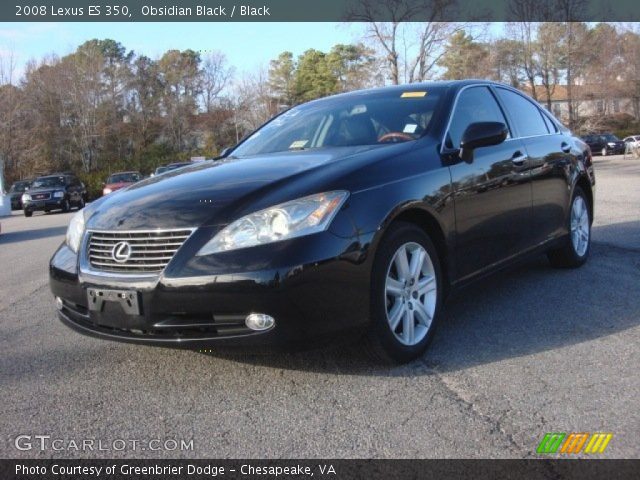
[547,186,591,268]
[61,199,70,213]
[601,147,607,156]
[365,222,444,364]
[77,197,85,209]
[24,210,32,217]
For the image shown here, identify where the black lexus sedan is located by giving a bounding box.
[23,173,87,217]
[50,80,595,363]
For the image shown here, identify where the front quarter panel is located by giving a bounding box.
[329,141,455,277]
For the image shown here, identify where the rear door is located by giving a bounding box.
[493,87,572,246]
[446,86,532,280]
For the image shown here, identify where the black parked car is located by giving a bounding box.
[581,133,625,156]
[50,81,595,363]
[23,173,87,217]
[9,179,32,210]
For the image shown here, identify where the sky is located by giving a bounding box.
[0,22,361,79]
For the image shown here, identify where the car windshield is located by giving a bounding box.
[10,181,30,192]
[31,176,66,188]
[107,172,140,183]
[232,89,444,157]
[601,134,619,142]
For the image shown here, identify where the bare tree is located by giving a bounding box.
[536,23,563,110]
[231,68,275,142]
[349,0,461,84]
[200,51,233,113]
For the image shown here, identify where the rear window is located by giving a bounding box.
[601,134,620,142]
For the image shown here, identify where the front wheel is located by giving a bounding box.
[547,187,591,268]
[601,147,608,156]
[365,222,444,363]
[23,210,32,217]
[61,199,70,213]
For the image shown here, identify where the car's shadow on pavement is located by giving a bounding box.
[201,221,640,376]
[0,225,68,245]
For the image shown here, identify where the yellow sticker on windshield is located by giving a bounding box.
[289,140,308,149]
[401,91,427,98]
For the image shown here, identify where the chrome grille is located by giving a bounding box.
[31,192,51,200]
[87,229,194,274]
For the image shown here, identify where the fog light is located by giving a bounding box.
[55,296,64,311]
[245,313,274,331]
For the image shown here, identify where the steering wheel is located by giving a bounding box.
[378,132,415,143]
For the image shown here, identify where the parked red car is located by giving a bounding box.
[103,171,142,196]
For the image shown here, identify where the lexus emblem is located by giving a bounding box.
[111,241,132,263]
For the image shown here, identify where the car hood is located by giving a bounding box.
[85,145,388,230]
[26,187,62,195]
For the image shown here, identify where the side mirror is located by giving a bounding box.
[459,122,508,163]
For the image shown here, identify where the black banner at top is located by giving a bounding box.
[3,0,640,22]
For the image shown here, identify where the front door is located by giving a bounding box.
[445,86,533,280]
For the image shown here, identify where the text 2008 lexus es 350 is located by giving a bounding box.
[50,80,594,363]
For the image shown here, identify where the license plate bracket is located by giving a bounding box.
[87,288,141,315]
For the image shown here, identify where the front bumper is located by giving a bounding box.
[24,198,66,212]
[606,144,625,154]
[49,231,372,350]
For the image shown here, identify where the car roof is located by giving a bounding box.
[303,79,508,105]
[35,174,67,179]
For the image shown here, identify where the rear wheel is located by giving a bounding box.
[548,187,591,268]
[365,222,443,363]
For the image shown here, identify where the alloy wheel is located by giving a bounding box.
[384,242,437,346]
[570,196,589,257]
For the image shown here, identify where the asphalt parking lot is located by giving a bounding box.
[1,155,638,459]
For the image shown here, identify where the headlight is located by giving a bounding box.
[197,191,349,255]
[608,142,616,146]
[21,193,31,202]
[53,191,65,198]
[103,188,113,195]
[66,209,86,253]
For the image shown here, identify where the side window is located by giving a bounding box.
[496,88,550,137]
[446,86,509,148]
[541,111,557,133]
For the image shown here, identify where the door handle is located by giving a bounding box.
[561,142,571,153]
[511,151,528,165]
